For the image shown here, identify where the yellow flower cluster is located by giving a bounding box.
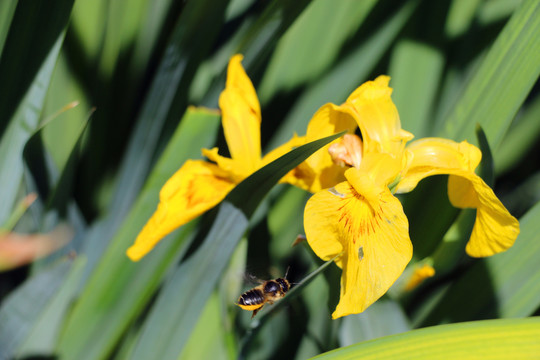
[127,55,519,319]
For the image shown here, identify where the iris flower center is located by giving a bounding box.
[328,134,363,169]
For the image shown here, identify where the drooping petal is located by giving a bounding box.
[448,173,519,257]
[344,75,413,155]
[304,179,411,319]
[287,103,357,193]
[395,138,519,257]
[127,160,235,261]
[219,54,261,176]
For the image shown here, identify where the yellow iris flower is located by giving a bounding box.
[298,76,520,319]
[127,55,301,261]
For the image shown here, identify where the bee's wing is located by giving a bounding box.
[244,273,264,285]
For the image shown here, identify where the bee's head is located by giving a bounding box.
[275,277,290,293]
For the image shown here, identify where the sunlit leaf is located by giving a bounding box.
[312,318,540,360]
[440,0,540,149]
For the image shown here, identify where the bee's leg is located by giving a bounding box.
[251,306,263,318]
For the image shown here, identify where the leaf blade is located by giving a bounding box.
[440,0,540,149]
[312,318,540,360]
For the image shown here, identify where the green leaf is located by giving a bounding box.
[16,257,87,358]
[0,259,72,359]
[498,172,540,219]
[131,202,249,360]
[477,0,522,25]
[475,125,495,187]
[0,0,74,224]
[76,0,230,227]
[339,298,410,346]
[69,0,108,63]
[268,0,418,149]
[268,186,308,259]
[196,0,312,106]
[445,0,482,38]
[131,131,345,359]
[0,0,17,55]
[178,292,230,360]
[495,95,540,175]
[0,0,74,134]
[400,176,459,260]
[259,0,377,102]
[56,108,221,360]
[388,40,444,138]
[128,0,175,75]
[78,0,230,273]
[312,317,540,359]
[22,107,90,221]
[440,0,540,149]
[42,55,91,170]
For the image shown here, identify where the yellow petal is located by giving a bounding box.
[353,152,405,190]
[304,180,411,318]
[201,147,241,181]
[127,160,235,261]
[289,103,357,193]
[344,75,413,155]
[396,138,482,193]
[395,138,519,257]
[448,173,519,257]
[219,54,261,176]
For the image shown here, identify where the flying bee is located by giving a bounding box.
[236,271,291,318]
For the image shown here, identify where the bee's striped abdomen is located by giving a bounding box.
[237,288,265,309]
[236,274,291,317]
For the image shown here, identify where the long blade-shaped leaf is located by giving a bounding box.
[0,0,74,134]
[268,0,418,149]
[16,257,87,358]
[259,0,377,101]
[56,108,221,360]
[312,317,540,360]
[440,0,540,148]
[132,131,345,359]
[0,260,72,359]
[0,0,74,224]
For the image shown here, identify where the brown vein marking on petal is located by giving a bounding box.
[337,187,380,245]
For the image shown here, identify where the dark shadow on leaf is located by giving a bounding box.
[412,259,498,327]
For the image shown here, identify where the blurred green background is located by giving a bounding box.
[1,0,539,359]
